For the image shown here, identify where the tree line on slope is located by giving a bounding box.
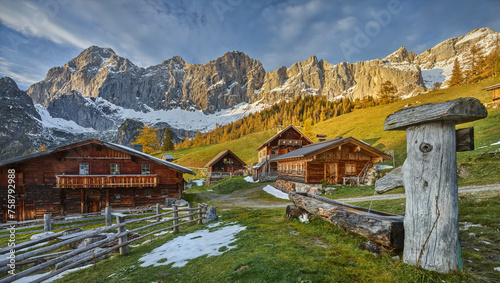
[449,39,500,87]
[173,85,399,150]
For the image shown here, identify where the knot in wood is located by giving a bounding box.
[419,142,433,153]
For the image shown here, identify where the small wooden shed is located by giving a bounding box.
[205,149,246,185]
[0,139,194,221]
[273,137,392,191]
[483,82,500,106]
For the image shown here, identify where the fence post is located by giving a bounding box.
[188,203,194,221]
[201,205,207,223]
[156,204,161,222]
[116,215,129,255]
[197,204,203,224]
[105,206,112,226]
[44,213,52,232]
[172,205,179,234]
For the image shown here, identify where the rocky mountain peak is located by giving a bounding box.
[0,76,19,92]
[384,46,417,63]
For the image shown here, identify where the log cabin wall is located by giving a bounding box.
[277,144,373,184]
[0,143,187,221]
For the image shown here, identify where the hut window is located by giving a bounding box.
[79,163,89,175]
[115,195,121,201]
[142,164,150,175]
[110,163,120,175]
[146,190,152,197]
[346,163,356,175]
[162,190,169,196]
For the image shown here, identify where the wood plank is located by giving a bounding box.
[384,97,487,131]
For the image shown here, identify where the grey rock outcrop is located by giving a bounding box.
[205,205,218,223]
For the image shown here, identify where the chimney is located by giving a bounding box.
[277,125,282,134]
[317,134,327,142]
[133,144,143,152]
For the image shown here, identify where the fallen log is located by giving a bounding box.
[289,192,404,251]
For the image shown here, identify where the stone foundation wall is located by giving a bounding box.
[275,179,322,195]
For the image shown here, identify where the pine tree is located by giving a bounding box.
[449,58,463,87]
[132,125,160,154]
[160,127,175,151]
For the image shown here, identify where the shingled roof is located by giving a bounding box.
[0,139,195,175]
[256,124,314,151]
[205,149,246,168]
[271,137,392,161]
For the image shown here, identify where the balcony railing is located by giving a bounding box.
[278,139,302,147]
[55,174,158,188]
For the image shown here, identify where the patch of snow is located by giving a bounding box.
[244,176,256,183]
[421,68,446,88]
[376,165,394,171]
[13,264,93,283]
[193,179,205,186]
[459,222,483,231]
[262,185,289,200]
[491,141,500,146]
[154,230,172,236]
[494,267,500,272]
[139,224,245,268]
[34,105,97,133]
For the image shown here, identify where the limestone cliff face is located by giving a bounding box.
[28,47,265,114]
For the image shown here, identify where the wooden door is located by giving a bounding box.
[86,191,101,213]
[325,163,338,184]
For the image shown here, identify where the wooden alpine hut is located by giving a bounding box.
[0,139,194,222]
[272,137,392,192]
[205,149,246,185]
[253,125,314,181]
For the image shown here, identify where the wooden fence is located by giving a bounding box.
[0,203,208,283]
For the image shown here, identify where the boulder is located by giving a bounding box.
[205,205,218,223]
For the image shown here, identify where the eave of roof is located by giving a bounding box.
[0,139,195,175]
[271,137,392,162]
[205,149,246,168]
[483,83,500,91]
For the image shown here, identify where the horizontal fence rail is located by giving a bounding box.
[0,203,208,283]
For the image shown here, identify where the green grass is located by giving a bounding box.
[189,176,254,194]
[52,208,473,283]
[321,185,406,200]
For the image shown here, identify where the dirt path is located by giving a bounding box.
[203,183,291,209]
[336,183,500,203]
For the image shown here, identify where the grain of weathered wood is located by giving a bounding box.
[402,121,460,272]
[289,192,404,250]
[384,97,487,131]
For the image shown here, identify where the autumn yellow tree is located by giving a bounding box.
[132,125,160,154]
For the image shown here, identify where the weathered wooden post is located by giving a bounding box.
[156,204,161,222]
[105,206,112,226]
[188,203,194,221]
[172,204,179,234]
[197,204,203,224]
[201,204,207,224]
[116,215,129,255]
[44,213,52,232]
[375,97,487,273]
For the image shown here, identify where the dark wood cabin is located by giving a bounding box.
[205,149,246,186]
[0,139,194,222]
[483,83,500,106]
[272,137,392,192]
[253,125,313,181]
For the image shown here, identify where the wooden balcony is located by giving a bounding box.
[55,174,158,188]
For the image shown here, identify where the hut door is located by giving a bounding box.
[326,163,338,184]
[86,190,101,213]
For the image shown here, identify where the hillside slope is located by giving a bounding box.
[160,77,500,184]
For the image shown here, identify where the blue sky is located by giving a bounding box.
[1,0,499,90]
